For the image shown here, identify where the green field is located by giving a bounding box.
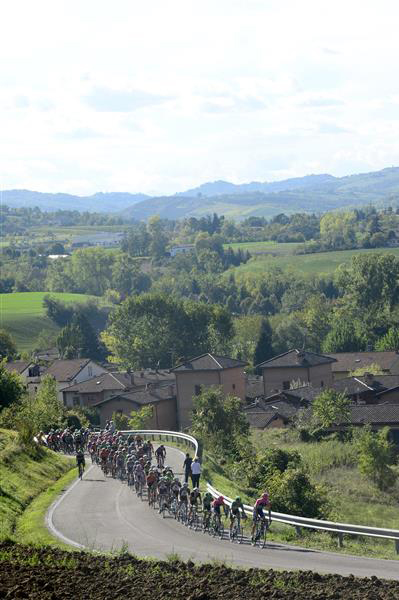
[0,291,94,352]
[228,246,399,276]
[224,241,301,255]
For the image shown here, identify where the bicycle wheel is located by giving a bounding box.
[261,521,268,549]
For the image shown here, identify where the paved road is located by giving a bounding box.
[49,447,399,580]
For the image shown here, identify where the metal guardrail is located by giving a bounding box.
[206,483,399,553]
[121,429,399,553]
[120,429,198,458]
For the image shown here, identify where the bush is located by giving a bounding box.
[267,468,330,518]
[248,448,301,489]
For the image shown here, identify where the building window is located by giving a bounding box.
[320,381,324,387]
[73,396,80,406]
[194,385,201,396]
[88,366,93,377]
[232,383,236,390]
[282,381,290,390]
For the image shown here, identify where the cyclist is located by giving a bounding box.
[229,496,247,533]
[155,444,166,468]
[157,476,169,513]
[147,467,158,504]
[76,449,85,477]
[202,492,213,528]
[251,491,271,538]
[188,487,202,522]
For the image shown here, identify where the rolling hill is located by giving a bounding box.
[4,167,399,219]
[122,167,399,220]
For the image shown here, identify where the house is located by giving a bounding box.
[244,395,302,429]
[171,353,247,430]
[328,351,399,380]
[45,359,108,402]
[333,405,399,444]
[169,244,195,257]
[246,375,265,404]
[4,361,41,394]
[92,384,177,429]
[256,349,336,397]
[61,372,133,408]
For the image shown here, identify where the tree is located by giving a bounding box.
[0,330,17,360]
[335,254,399,313]
[129,405,153,429]
[312,389,350,429]
[57,313,104,360]
[253,319,274,368]
[102,293,234,369]
[191,386,249,459]
[322,319,365,353]
[0,360,26,411]
[375,327,399,351]
[267,469,329,518]
[355,426,396,490]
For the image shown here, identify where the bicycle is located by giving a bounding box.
[177,501,188,524]
[78,462,85,480]
[170,496,179,518]
[210,512,224,539]
[202,509,212,533]
[229,514,245,544]
[159,494,168,518]
[251,517,270,548]
[187,505,202,531]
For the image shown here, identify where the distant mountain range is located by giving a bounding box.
[4,167,399,220]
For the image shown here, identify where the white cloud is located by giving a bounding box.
[1,0,399,195]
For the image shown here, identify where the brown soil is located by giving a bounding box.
[1,542,398,599]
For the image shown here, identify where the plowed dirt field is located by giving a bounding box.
[1,542,399,599]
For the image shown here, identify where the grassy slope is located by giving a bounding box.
[201,431,399,559]
[0,429,74,542]
[228,246,399,276]
[0,291,94,352]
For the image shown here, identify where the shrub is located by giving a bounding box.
[267,468,330,518]
[248,448,301,489]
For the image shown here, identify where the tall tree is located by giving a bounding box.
[102,293,233,369]
[0,360,26,411]
[253,319,274,367]
[0,330,17,361]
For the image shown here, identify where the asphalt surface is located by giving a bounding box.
[49,447,399,580]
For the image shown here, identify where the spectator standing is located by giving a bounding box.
[183,453,192,483]
[191,457,201,488]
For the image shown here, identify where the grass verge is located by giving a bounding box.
[0,429,74,546]
[202,448,399,560]
[15,467,77,549]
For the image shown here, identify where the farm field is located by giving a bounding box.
[224,240,301,255]
[228,245,399,276]
[0,292,95,352]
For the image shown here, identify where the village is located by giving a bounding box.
[5,348,399,442]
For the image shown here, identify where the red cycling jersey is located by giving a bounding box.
[212,497,226,508]
[255,495,270,509]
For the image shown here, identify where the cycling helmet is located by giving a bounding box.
[182,483,188,488]
[218,496,224,502]
[262,492,269,500]
[235,497,241,503]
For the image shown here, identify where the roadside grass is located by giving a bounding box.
[0,429,74,544]
[228,246,399,276]
[202,435,399,560]
[15,467,77,548]
[0,291,97,352]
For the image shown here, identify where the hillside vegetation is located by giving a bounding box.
[229,245,399,275]
[0,429,73,541]
[0,292,96,352]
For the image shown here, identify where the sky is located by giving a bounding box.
[2,0,399,196]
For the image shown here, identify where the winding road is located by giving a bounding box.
[48,446,399,580]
